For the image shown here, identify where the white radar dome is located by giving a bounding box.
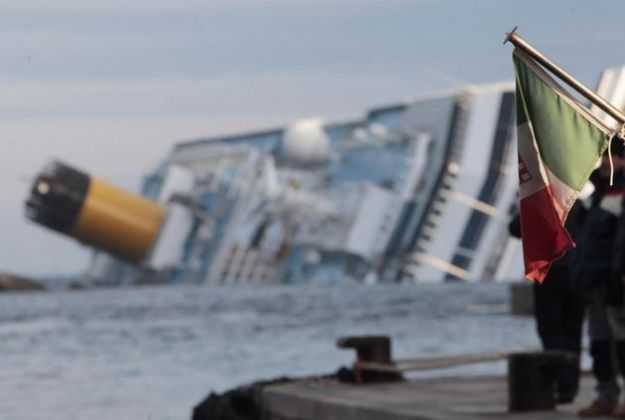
[282,118,330,163]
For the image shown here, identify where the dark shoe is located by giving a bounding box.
[555,366,581,405]
[577,400,617,417]
[555,391,575,404]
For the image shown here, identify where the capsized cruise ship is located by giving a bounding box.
[26,67,625,286]
[70,80,529,285]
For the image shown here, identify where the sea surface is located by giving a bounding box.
[0,283,538,420]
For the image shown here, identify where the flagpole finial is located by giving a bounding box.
[503,26,519,45]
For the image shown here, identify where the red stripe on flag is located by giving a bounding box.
[520,187,574,282]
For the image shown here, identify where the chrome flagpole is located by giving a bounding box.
[504,26,625,126]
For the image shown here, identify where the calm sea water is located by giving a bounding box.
[0,283,538,420]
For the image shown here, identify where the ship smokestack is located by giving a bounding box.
[25,161,165,264]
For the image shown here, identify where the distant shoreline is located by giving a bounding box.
[0,273,45,292]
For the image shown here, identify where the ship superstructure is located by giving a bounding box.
[70,80,530,285]
[29,68,625,285]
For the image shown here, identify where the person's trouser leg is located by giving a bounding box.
[558,283,585,401]
[590,339,620,406]
[617,340,625,379]
[607,306,625,377]
[606,300,625,415]
[588,288,620,406]
[534,277,564,349]
[533,267,583,401]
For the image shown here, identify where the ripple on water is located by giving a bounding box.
[0,283,537,420]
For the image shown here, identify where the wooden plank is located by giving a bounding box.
[263,374,596,420]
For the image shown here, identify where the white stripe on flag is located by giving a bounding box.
[517,122,549,199]
[518,121,579,218]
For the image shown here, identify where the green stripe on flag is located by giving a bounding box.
[514,53,608,191]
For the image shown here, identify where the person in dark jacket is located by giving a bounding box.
[509,201,586,404]
[576,143,625,417]
[606,150,625,418]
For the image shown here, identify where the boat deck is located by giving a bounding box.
[263,373,598,420]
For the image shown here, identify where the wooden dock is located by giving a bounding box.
[263,374,598,420]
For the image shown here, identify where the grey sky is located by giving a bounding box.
[2,0,624,276]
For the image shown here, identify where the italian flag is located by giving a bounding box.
[514,49,610,282]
